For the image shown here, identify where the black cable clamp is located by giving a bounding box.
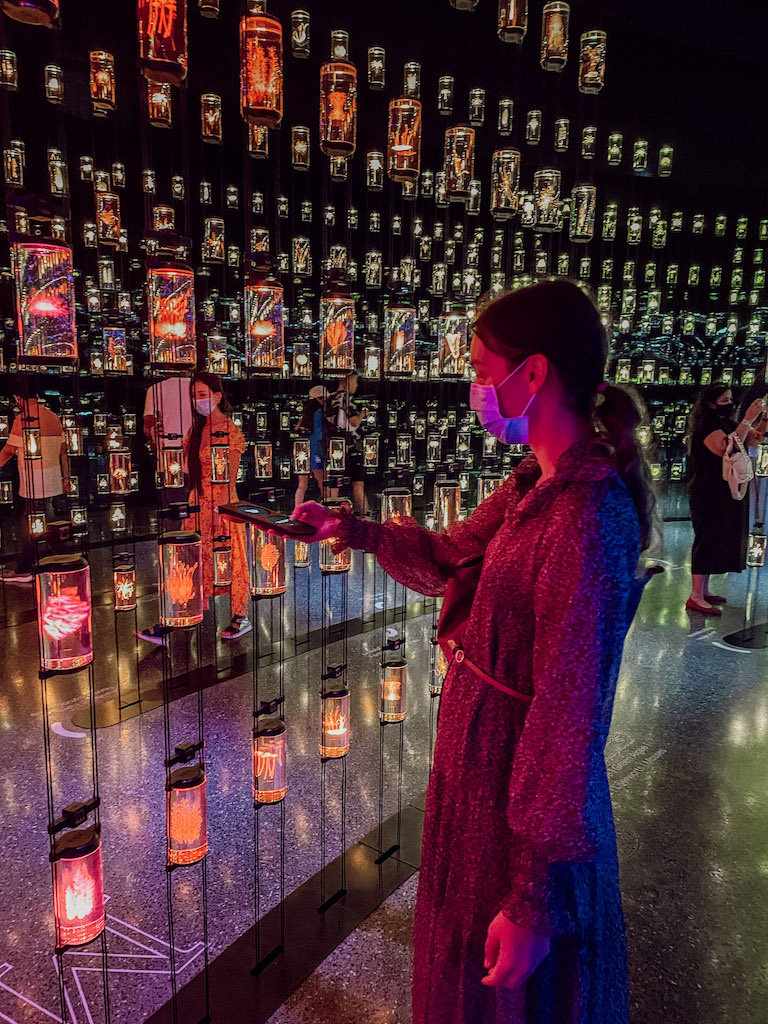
[165,739,205,768]
[254,696,285,720]
[48,797,101,835]
[321,663,347,682]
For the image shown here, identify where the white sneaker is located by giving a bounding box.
[221,617,252,641]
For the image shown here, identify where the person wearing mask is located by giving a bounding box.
[293,280,656,1024]
[686,383,766,614]
[137,372,250,643]
[737,370,768,530]
[294,385,329,509]
[330,370,367,514]
[0,380,70,583]
[143,374,194,512]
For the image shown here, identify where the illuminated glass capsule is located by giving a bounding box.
[113,564,137,612]
[89,51,116,113]
[540,1,570,71]
[438,305,469,377]
[253,719,287,804]
[290,9,310,57]
[36,555,93,672]
[213,545,232,587]
[294,540,310,568]
[159,532,204,627]
[291,125,310,169]
[319,688,350,758]
[380,659,407,723]
[138,0,188,84]
[368,46,385,89]
[478,472,504,503]
[443,125,475,202]
[578,30,606,93]
[570,185,597,243]
[245,271,284,372]
[167,766,207,866]
[490,148,520,220]
[14,242,77,363]
[498,0,528,42]
[384,301,416,375]
[249,528,286,596]
[320,290,355,373]
[387,98,422,183]
[239,5,283,127]
[147,262,196,366]
[51,826,105,949]
[434,481,461,532]
[747,533,767,568]
[381,487,412,522]
[147,81,172,126]
[319,56,357,157]
[201,93,223,142]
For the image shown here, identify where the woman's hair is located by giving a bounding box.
[473,279,656,550]
[187,370,233,493]
[298,397,325,433]
[687,383,731,454]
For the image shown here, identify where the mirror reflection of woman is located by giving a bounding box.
[184,371,251,640]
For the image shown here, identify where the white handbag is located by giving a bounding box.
[722,431,754,500]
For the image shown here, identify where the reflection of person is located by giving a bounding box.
[293,385,328,509]
[686,384,765,615]
[143,375,194,512]
[295,280,656,1023]
[331,370,367,514]
[738,371,768,531]
[0,379,70,583]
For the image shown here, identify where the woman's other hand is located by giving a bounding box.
[481,912,551,990]
[744,397,766,425]
[291,500,348,542]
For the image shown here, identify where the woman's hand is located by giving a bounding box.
[744,397,766,425]
[481,912,550,990]
[291,500,348,542]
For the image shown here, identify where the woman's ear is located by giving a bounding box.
[527,354,549,394]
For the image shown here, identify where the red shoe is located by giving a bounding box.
[686,598,722,616]
[705,594,727,604]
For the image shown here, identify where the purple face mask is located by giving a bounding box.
[469,358,536,445]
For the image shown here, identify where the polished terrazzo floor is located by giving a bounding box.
[2,519,768,1023]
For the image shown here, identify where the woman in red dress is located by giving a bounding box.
[294,280,656,1024]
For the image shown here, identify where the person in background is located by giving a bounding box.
[331,370,368,515]
[293,385,329,509]
[294,280,656,1024]
[686,383,766,615]
[143,373,194,512]
[738,370,768,530]
[0,380,70,583]
[137,371,250,644]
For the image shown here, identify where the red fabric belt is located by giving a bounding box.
[447,641,533,706]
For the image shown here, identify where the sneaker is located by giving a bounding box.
[2,572,34,584]
[135,624,168,646]
[221,617,252,641]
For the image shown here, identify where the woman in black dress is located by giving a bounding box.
[687,384,765,614]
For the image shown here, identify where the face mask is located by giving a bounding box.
[469,358,537,445]
[194,397,217,416]
[716,403,733,417]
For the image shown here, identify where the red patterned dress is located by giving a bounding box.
[332,440,640,1024]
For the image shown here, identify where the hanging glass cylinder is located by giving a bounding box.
[633,139,648,172]
[380,659,407,722]
[293,440,311,474]
[437,75,453,115]
[554,118,569,151]
[319,56,357,157]
[210,437,229,484]
[438,305,469,377]
[96,193,121,246]
[533,169,561,231]
[201,93,222,142]
[384,300,416,375]
[367,46,385,88]
[579,30,606,93]
[450,0,478,8]
[147,81,172,125]
[255,441,273,478]
[387,98,422,183]
[291,125,310,169]
[147,261,196,366]
[138,0,188,84]
[161,448,184,489]
[0,49,18,89]
[497,98,514,135]
[366,149,384,190]
[570,185,597,243]
[253,719,287,804]
[525,108,542,144]
[245,271,284,372]
[248,123,269,158]
[213,544,232,587]
[478,472,504,503]
[36,555,93,672]
[468,87,485,126]
[13,242,77,364]
[2,0,58,26]
[114,563,137,611]
[199,0,219,16]
[294,540,310,568]
[747,533,767,568]
[490,148,520,220]
[540,2,570,70]
[43,63,63,103]
[443,125,475,202]
[89,51,116,113]
[167,766,207,866]
[320,288,355,373]
[431,645,449,695]
[658,145,673,177]
[159,532,204,627]
[109,450,131,494]
[51,827,105,949]
[4,140,24,187]
[239,5,283,127]
[498,0,527,42]
[607,132,622,165]
[581,125,597,160]
[290,9,310,57]
[403,60,420,99]
[381,487,412,521]
[292,341,311,377]
[363,436,379,469]
[250,529,286,596]
[320,534,351,573]
[434,481,461,532]
[319,689,350,758]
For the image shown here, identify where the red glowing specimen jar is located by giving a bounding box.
[319,689,350,758]
[159,531,203,627]
[14,242,77,364]
[319,60,357,157]
[387,98,421,184]
[167,766,207,866]
[443,125,475,202]
[249,528,286,596]
[253,718,287,804]
[244,275,284,371]
[381,487,412,522]
[380,659,407,723]
[240,9,283,127]
[1,0,59,27]
[113,564,137,611]
[89,51,116,113]
[51,826,105,949]
[384,302,416,376]
[147,262,196,367]
[36,555,93,672]
[138,0,188,85]
[319,293,354,374]
[434,481,461,533]
[477,472,504,504]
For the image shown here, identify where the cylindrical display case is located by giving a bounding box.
[249,528,286,596]
[497,98,514,134]
[239,9,283,127]
[294,540,310,568]
[161,448,184,489]
[437,75,453,115]
[3,0,58,27]
[367,46,385,89]
[319,60,357,157]
[213,545,232,588]
[290,10,310,57]
[319,688,350,758]
[320,293,355,373]
[533,169,561,231]
[51,826,105,949]
[147,82,172,126]
[13,242,77,363]
[443,125,475,202]
[478,472,504,503]
[434,481,461,532]
[291,125,310,169]
[159,532,203,627]
[579,30,606,93]
[36,555,93,672]
[166,766,208,866]
[430,646,449,695]
[387,98,422,183]
[210,439,230,484]
[253,718,287,804]
[89,51,116,113]
[138,0,188,84]
[380,659,407,723]
[381,487,413,522]
[490,148,520,220]
[540,1,570,71]
[245,274,284,371]
[498,0,527,42]
[366,149,384,190]
[109,450,131,494]
[147,263,196,366]
[438,306,469,377]
[201,93,222,142]
[384,302,416,375]
[570,185,597,243]
[113,564,137,612]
